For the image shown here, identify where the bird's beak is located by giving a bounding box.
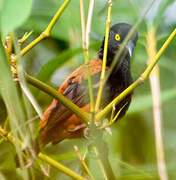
[126,40,135,59]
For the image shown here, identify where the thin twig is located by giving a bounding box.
[85,0,95,50]
[18,31,33,44]
[95,0,112,112]
[3,116,9,131]
[4,34,13,60]
[146,27,168,180]
[74,146,95,180]
[101,102,128,129]
[83,0,95,115]
[12,0,71,63]
[103,0,156,86]
[38,153,85,180]
[0,128,85,180]
[96,28,176,121]
[80,2,115,179]
[80,0,86,50]
[93,146,108,180]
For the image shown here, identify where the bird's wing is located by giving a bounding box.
[39,60,109,145]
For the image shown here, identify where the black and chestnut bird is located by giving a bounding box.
[39,23,138,146]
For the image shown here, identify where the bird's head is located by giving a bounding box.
[98,23,138,65]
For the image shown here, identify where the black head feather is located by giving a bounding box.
[98,23,138,65]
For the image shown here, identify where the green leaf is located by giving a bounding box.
[37,48,82,83]
[30,42,100,96]
[1,0,32,37]
[0,38,29,179]
[36,42,100,83]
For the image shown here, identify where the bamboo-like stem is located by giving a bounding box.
[83,0,95,115]
[38,153,85,180]
[74,146,95,180]
[25,74,90,123]
[0,128,85,180]
[12,0,71,63]
[104,0,156,85]
[95,0,112,112]
[80,0,86,50]
[80,2,115,179]
[85,0,95,51]
[146,27,168,180]
[93,146,108,180]
[3,116,9,131]
[4,34,13,60]
[141,28,176,79]
[96,28,176,121]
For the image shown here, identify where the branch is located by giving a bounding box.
[96,28,176,121]
[0,128,85,180]
[25,74,90,123]
[146,27,168,180]
[12,0,71,63]
[38,153,85,180]
[80,0,95,115]
[95,0,112,112]
[104,0,156,85]
[74,146,95,180]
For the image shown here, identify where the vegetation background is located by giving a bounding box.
[0,0,176,179]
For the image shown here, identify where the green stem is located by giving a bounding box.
[85,0,95,116]
[93,142,116,180]
[95,0,112,112]
[104,0,156,85]
[80,0,95,117]
[141,28,176,79]
[38,153,85,180]
[96,28,176,121]
[84,51,95,114]
[25,74,90,123]
[0,128,85,180]
[12,0,71,63]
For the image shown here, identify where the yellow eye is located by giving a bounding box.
[115,33,120,41]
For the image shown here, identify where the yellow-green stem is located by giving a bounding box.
[95,0,112,112]
[96,79,139,121]
[45,0,71,36]
[85,51,95,114]
[141,28,176,79]
[80,0,95,117]
[0,128,84,180]
[74,146,95,180]
[3,116,9,131]
[12,0,71,63]
[5,34,13,60]
[104,0,156,85]
[96,28,176,122]
[18,31,33,44]
[25,74,90,123]
[146,27,168,180]
[38,153,85,180]
[93,147,108,180]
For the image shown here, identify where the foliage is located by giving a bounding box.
[0,0,176,179]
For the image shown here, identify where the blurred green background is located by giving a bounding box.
[0,0,176,179]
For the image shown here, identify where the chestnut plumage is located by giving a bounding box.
[39,23,138,146]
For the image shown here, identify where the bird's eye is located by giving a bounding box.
[115,33,121,41]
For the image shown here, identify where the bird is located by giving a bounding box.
[39,23,138,146]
